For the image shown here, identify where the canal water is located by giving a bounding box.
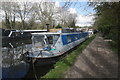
[2,39,54,79]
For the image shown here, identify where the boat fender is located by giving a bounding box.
[50,49,56,51]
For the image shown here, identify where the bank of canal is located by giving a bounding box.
[41,34,96,78]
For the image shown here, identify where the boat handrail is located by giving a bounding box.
[8,31,13,37]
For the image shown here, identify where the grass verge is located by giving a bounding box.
[41,34,96,78]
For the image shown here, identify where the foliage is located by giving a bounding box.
[91,2,120,45]
[108,41,117,53]
[55,24,62,28]
[41,34,96,78]
[68,20,76,28]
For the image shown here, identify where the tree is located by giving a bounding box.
[59,10,77,28]
[89,2,120,50]
[1,2,17,29]
[32,1,57,29]
[28,13,36,29]
[15,2,32,29]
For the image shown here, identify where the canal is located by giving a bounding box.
[2,38,54,79]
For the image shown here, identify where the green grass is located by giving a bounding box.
[41,34,96,79]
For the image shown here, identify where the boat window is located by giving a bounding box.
[67,35,71,42]
[15,32,21,36]
[32,35,45,48]
[47,34,60,45]
[47,36,53,44]
[23,32,31,35]
[53,35,60,45]
[11,32,16,37]
[32,34,60,48]
[11,32,21,37]
[74,35,78,40]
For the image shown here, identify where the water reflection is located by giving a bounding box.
[2,39,32,79]
[23,64,54,80]
[2,39,55,79]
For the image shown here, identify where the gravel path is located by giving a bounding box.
[64,34,118,78]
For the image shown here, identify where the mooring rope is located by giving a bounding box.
[32,59,38,80]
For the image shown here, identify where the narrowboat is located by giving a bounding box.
[23,28,89,64]
[2,29,47,42]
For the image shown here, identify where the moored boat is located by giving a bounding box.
[23,28,89,65]
[2,29,47,42]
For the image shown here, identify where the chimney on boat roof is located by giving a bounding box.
[46,24,50,32]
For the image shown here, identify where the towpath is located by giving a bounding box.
[64,34,118,78]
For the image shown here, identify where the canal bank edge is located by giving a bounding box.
[41,34,96,78]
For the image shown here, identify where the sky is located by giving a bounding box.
[58,1,95,27]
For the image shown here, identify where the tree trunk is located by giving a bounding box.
[22,20,24,29]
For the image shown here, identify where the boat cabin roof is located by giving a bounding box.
[31,32,60,35]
